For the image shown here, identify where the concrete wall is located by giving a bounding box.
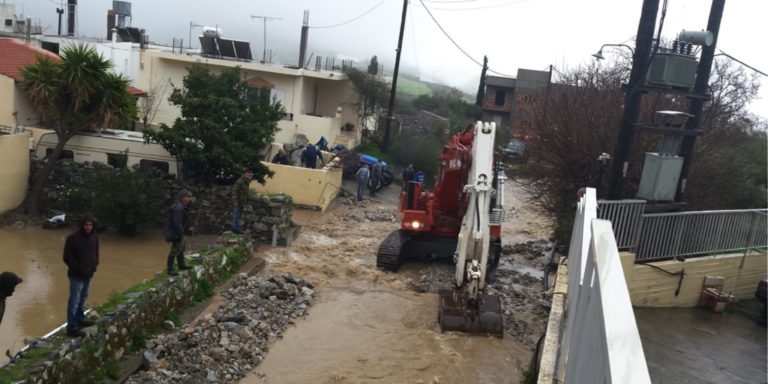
[250,161,342,212]
[622,251,767,307]
[0,133,29,213]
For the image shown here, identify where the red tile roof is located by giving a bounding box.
[246,76,274,89]
[0,38,61,81]
[127,86,148,97]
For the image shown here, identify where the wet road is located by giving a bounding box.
[635,305,768,384]
[0,227,169,357]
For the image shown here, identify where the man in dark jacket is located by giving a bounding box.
[271,149,289,165]
[301,143,324,169]
[63,214,99,337]
[0,271,22,326]
[231,170,253,234]
[164,189,193,276]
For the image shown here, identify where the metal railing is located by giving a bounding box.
[598,199,646,250]
[636,209,768,262]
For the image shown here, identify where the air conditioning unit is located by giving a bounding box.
[647,52,698,89]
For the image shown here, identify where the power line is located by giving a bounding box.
[418,0,515,78]
[418,0,531,11]
[423,0,478,3]
[310,0,388,29]
[716,49,767,77]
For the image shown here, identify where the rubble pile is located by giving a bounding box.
[127,273,315,384]
[341,207,397,223]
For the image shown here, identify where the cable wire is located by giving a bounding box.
[418,0,515,77]
[716,49,767,77]
[310,0,388,29]
[419,0,531,11]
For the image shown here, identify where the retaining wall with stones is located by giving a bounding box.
[27,160,296,244]
[4,237,253,384]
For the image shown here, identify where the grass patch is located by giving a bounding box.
[193,277,214,302]
[84,358,119,383]
[397,77,433,97]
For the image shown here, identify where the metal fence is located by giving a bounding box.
[598,200,646,249]
[636,209,768,262]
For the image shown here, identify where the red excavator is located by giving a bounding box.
[376,121,506,337]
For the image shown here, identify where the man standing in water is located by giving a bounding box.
[0,271,22,325]
[165,189,193,276]
[62,214,99,337]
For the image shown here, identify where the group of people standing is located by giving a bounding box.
[355,160,385,202]
[271,143,325,169]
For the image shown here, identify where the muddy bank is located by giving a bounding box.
[0,227,171,358]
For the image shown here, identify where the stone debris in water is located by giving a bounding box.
[406,239,555,347]
[126,273,315,384]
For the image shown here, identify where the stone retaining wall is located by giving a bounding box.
[31,160,295,243]
[5,237,253,384]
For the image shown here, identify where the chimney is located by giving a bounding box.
[67,0,77,36]
[25,17,31,43]
[107,10,116,40]
[298,10,309,69]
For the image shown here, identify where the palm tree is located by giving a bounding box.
[20,44,137,215]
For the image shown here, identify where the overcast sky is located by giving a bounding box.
[19,0,768,118]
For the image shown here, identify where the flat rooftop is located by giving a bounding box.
[635,302,767,384]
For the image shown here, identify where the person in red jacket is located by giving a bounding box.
[62,214,99,337]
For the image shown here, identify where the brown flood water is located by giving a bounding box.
[0,227,169,357]
[244,286,528,384]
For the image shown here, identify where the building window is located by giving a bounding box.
[495,90,506,106]
[4,19,12,27]
[46,148,74,160]
[140,159,169,173]
[107,153,127,168]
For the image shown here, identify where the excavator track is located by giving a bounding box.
[376,230,412,271]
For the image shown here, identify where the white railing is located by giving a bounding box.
[555,188,651,384]
[597,199,646,250]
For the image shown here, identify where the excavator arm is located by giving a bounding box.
[439,121,504,337]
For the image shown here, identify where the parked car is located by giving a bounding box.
[503,139,526,159]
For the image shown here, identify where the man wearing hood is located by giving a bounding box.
[164,189,193,276]
[0,271,22,325]
[62,214,99,337]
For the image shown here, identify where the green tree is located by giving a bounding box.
[20,44,137,215]
[144,65,284,184]
[58,164,166,235]
[368,55,379,75]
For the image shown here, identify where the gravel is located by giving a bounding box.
[126,273,315,384]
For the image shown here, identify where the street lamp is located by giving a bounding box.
[591,43,635,60]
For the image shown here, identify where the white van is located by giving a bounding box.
[36,129,181,177]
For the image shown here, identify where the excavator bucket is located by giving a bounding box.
[438,289,504,338]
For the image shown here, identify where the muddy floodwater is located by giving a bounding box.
[244,286,528,384]
[0,227,169,357]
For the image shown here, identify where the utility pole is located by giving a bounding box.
[675,0,725,202]
[383,0,408,150]
[56,7,64,35]
[607,0,660,199]
[250,15,281,63]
